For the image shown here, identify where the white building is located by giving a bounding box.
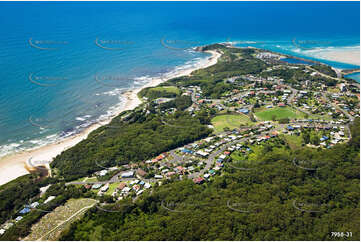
[30,202,39,208]
[44,196,56,204]
[121,187,131,194]
[121,171,134,178]
[100,184,109,192]
[15,216,23,222]
[99,170,108,176]
[154,175,163,179]
[196,150,209,157]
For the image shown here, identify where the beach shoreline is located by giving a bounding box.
[305,47,360,66]
[0,50,221,186]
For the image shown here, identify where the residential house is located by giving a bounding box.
[44,196,56,204]
[117,183,127,191]
[121,171,134,178]
[166,171,176,177]
[19,207,31,214]
[91,184,102,189]
[100,184,109,193]
[136,168,147,177]
[193,177,205,184]
[121,187,131,194]
[30,202,39,209]
[15,216,23,222]
[133,185,141,192]
[99,170,108,176]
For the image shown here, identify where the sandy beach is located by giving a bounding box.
[0,50,221,186]
[307,47,360,66]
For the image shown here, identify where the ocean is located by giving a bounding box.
[0,1,359,157]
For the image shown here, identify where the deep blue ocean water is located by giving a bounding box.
[0,1,359,156]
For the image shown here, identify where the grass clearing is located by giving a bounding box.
[282,134,303,150]
[327,87,340,93]
[105,182,120,196]
[84,177,98,183]
[230,145,262,167]
[211,114,252,132]
[307,113,333,121]
[139,85,181,100]
[24,198,97,241]
[255,107,304,121]
[150,86,180,95]
[72,176,88,183]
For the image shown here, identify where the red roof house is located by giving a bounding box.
[193,177,205,184]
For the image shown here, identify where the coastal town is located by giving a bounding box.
[1,44,359,240]
[63,49,358,197]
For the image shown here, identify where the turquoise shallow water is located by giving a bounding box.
[280,58,315,65]
[345,72,360,83]
[0,1,359,157]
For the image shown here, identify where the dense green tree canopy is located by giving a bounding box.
[51,110,211,181]
[59,119,360,241]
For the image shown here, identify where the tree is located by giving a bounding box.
[278,118,289,124]
[301,129,310,144]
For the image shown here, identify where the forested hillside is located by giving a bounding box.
[51,110,212,181]
[59,119,360,241]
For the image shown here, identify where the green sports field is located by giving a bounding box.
[254,107,304,121]
[211,114,252,132]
